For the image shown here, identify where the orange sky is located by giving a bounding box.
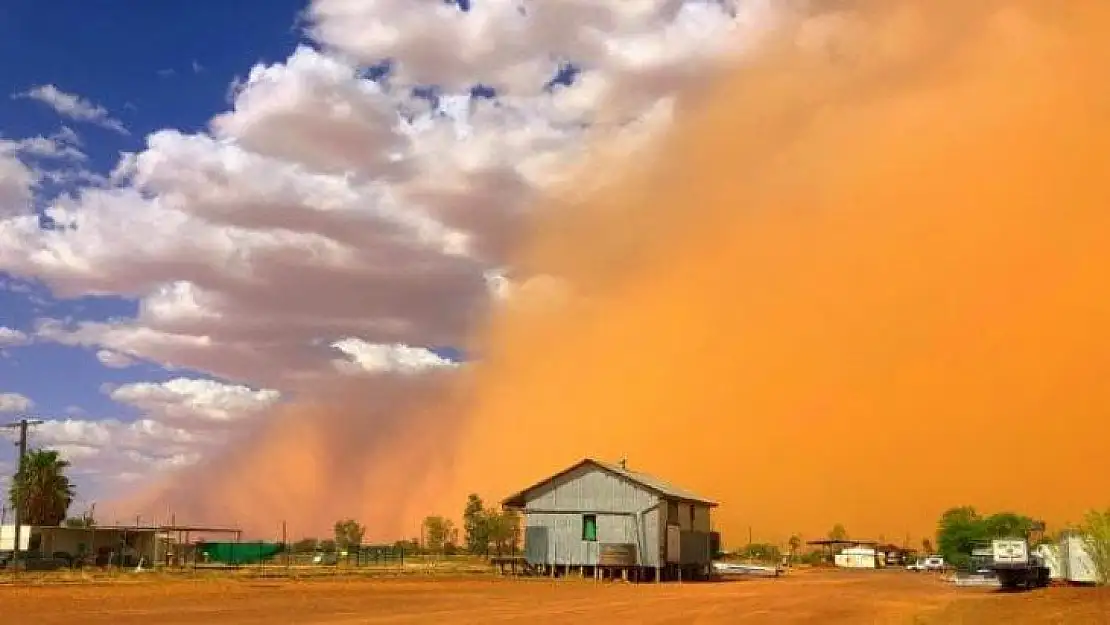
[439,0,1110,547]
[123,0,1110,549]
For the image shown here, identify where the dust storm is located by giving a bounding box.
[442,0,1110,544]
[120,0,1110,545]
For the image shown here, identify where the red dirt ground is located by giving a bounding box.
[2,570,1107,624]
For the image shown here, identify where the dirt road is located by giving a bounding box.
[2,570,1107,624]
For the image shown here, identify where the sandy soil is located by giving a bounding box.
[2,569,1107,624]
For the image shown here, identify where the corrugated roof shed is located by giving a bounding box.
[502,457,718,508]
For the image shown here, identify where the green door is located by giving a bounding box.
[582,515,598,541]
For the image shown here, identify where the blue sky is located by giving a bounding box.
[0,0,499,504]
[0,0,308,481]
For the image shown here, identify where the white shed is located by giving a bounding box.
[834,546,877,568]
[1035,533,1100,584]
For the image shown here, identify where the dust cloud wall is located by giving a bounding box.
[441,0,1110,545]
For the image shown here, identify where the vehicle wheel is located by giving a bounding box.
[1037,568,1049,588]
[997,570,1020,590]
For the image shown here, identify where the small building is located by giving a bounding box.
[806,539,898,568]
[31,524,243,568]
[502,458,718,582]
[834,545,877,569]
[35,525,157,567]
[1035,532,1100,584]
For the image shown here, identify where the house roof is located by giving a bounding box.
[501,458,718,508]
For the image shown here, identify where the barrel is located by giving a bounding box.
[598,543,638,566]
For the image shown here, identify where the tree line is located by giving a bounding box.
[5,447,1107,583]
[284,493,521,558]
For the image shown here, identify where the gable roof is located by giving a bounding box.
[501,458,718,508]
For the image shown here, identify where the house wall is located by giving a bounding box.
[664,502,712,533]
[36,528,157,565]
[662,500,714,565]
[522,465,662,567]
[692,505,712,532]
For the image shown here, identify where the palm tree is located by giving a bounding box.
[9,449,76,526]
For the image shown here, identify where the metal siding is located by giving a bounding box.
[643,508,661,568]
[520,465,662,567]
[678,530,714,565]
[666,525,681,563]
[524,464,659,513]
[692,505,712,532]
[678,503,693,530]
[524,523,550,565]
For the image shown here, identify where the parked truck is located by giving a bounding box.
[988,538,1050,590]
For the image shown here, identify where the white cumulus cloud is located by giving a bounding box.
[0,392,34,413]
[332,338,459,374]
[0,1,781,490]
[96,349,135,368]
[0,326,29,347]
[26,377,279,482]
[14,85,128,135]
[109,378,281,423]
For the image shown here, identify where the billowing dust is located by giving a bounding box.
[123,0,1110,546]
[443,0,1110,545]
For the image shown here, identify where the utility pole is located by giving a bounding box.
[2,417,42,568]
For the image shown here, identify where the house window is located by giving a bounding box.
[582,514,598,541]
[690,505,696,527]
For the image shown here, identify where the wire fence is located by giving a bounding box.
[0,534,524,583]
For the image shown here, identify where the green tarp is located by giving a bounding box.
[197,541,284,565]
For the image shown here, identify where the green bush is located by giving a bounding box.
[1079,509,1110,585]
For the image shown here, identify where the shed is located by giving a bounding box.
[31,524,243,568]
[502,458,718,582]
[34,526,157,567]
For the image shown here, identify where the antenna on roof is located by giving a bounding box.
[618,457,628,470]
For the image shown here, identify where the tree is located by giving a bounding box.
[827,524,848,541]
[333,519,366,552]
[64,513,95,529]
[922,538,934,555]
[463,494,489,555]
[292,538,319,553]
[499,509,521,553]
[8,449,75,526]
[1079,508,1110,585]
[788,535,802,562]
[485,508,521,556]
[981,512,1035,540]
[423,516,454,554]
[936,506,983,569]
[394,538,420,554]
[936,506,1038,570]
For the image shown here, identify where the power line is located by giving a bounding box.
[2,417,42,569]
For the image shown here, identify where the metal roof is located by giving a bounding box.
[502,457,718,508]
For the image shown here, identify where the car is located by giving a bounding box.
[906,556,945,572]
[923,556,945,571]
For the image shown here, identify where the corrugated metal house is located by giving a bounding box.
[502,458,718,582]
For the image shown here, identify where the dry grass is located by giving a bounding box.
[0,555,496,586]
